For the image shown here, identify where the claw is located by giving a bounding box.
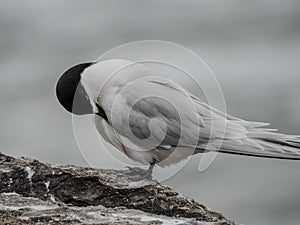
[126,163,155,181]
[128,172,153,181]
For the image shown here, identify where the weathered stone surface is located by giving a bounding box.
[0,153,235,225]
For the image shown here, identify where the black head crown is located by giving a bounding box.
[56,62,94,115]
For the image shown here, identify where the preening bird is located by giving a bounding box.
[56,59,300,180]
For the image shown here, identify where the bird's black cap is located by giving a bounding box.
[56,62,94,115]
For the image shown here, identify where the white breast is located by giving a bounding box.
[94,115,157,165]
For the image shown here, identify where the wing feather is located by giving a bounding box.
[102,76,300,159]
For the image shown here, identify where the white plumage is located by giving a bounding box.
[78,59,300,169]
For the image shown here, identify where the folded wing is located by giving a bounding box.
[104,76,300,159]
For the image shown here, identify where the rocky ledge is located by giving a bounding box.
[0,153,235,225]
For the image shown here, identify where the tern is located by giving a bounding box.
[56,59,300,180]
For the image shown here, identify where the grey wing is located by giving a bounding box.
[106,77,300,159]
[106,77,246,151]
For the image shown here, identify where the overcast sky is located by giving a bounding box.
[1,1,300,225]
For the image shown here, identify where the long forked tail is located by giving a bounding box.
[219,127,300,160]
[192,98,300,159]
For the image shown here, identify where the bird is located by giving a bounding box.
[56,59,300,180]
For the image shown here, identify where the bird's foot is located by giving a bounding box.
[125,166,153,181]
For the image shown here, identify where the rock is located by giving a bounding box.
[0,153,235,225]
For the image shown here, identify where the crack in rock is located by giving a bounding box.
[0,153,236,225]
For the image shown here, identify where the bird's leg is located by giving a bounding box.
[145,162,155,180]
[127,161,156,181]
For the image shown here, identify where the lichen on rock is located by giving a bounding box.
[0,153,235,225]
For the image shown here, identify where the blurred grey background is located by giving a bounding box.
[1,1,300,224]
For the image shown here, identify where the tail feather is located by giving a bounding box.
[219,129,300,160]
[192,96,300,159]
